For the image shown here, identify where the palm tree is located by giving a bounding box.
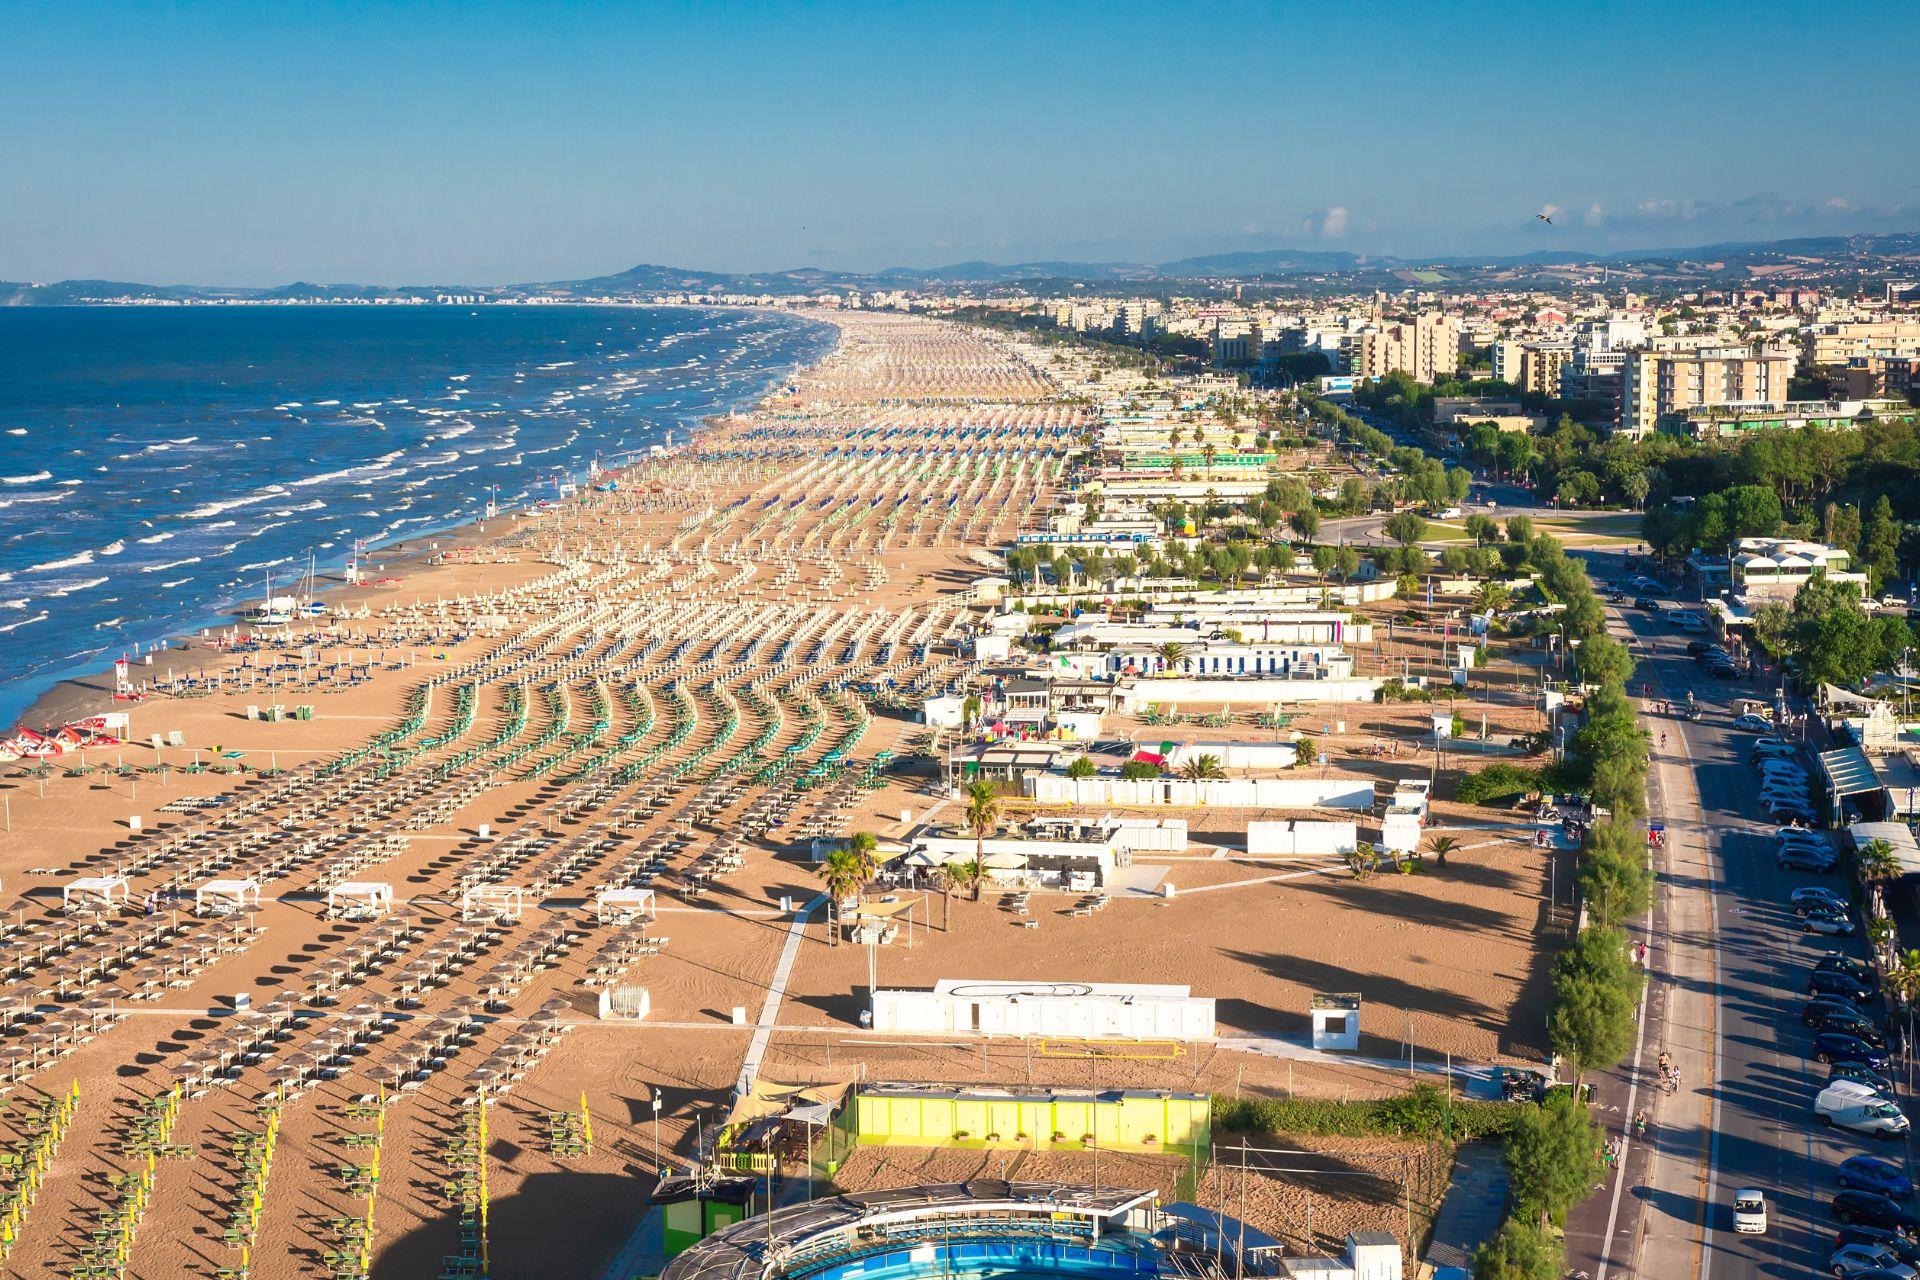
[1202,443,1218,480]
[963,779,1000,901]
[961,694,981,730]
[929,866,954,931]
[1887,950,1920,1008]
[1426,834,1459,868]
[847,830,880,883]
[1178,753,1224,781]
[1856,838,1900,886]
[816,847,870,947]
[1156,641,1185,675]
[947,856,985,903]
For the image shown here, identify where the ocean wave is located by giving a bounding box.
[1,597,28,609]
[23,550,94,573]
[237,556,293,572]
[46,576,109,597]
[0,492,71,510]
[160,578,191,588]
[206,520,237,529]
[181,489,284,519]
[0,612,48,634]
[137,532,176,544]
[142,557,203,574]
[3,470,51,484]
[98,540,126,556]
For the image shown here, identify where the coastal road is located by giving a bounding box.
[1577,564,1901,1279]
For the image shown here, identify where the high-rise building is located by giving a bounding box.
[1620,345,1796,438]
[1518,344,1574,398]
[1343,313,1460,384]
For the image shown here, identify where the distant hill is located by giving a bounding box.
[6,230,1919,306]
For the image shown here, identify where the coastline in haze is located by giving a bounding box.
[0,304,836,727]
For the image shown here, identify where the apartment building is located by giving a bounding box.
[1805,320,1920,366]
[1619,345,1795,438]
[1518,343,1575,398]
[1342,313,1460,384]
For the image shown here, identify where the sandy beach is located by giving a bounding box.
[0,311,1560,1279]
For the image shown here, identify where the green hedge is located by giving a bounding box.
[1213,1084,1525,1143]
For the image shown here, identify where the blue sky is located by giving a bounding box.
[3,0,1916,284]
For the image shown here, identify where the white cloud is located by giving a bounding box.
[1584,202,1605,226]
[1319,206,1349,238]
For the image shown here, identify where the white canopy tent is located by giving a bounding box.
[326,881,394,919]
[194,878,261,915]
[460,884,525,923]
[63,876,130,913]
[594,888,656,924]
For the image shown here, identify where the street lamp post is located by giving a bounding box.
[653,1094,663,1176]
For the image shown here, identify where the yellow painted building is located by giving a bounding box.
[851,1084,1211,1157]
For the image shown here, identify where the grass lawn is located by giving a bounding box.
[1534,511,1645,544]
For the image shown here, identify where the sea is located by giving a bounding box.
[0,304,837,728]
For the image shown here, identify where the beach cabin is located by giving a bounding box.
[1310,992,1362,1052]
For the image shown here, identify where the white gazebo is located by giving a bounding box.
[63,876,130,914]
[326,882,394,919]
[460,884,525,923]
[194,878,262,916]
[594,888,656,924]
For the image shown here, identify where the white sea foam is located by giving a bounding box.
[24,550,94,573]
[3,471,51,484]
[46,576,109,597]
[4,428,25,436]
[181,489,283,519]
[142,557,203,574]
[0,612,48,634]
[98,540,126,556]
[160,578,191,588]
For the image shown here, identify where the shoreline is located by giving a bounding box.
[7,309,847,735]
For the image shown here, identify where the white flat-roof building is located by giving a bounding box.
[871,979,1215,1039]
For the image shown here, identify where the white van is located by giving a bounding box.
[1815,1079,1911,1138]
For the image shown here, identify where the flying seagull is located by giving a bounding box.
[1535,212,1553,225]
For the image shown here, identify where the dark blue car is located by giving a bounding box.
[1817,1032,1892,1071]
[1841,1156,1915,1199]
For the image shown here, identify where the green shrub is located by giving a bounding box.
[1213,1085,1524,1143]
[1453,763,1541,805]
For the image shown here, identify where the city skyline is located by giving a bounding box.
[5,0,1918,286]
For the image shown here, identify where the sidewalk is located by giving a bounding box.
[1561,656,1717,1279]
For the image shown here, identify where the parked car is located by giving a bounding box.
[1796,887,1851,912]
[1687,639,1716,657]
[1734,713,1775,732]
[1710,661,1741,679]
[1835,1226,1920,1266]
[1840,1156,1915,1199]
[1816,1033,1891,1071]
[1804,907,1859,936]
[1831,1063,1901,1096]
[1833,1189,1920,1231]
[1771,803,1819,825]
[1804,998,1883,1034]
[1818,955,1881,991]
[1780,846,1839,872]
[1811,970,1878,1003]
[1632,596,1657,611]
[1828,1243,1917,1279]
